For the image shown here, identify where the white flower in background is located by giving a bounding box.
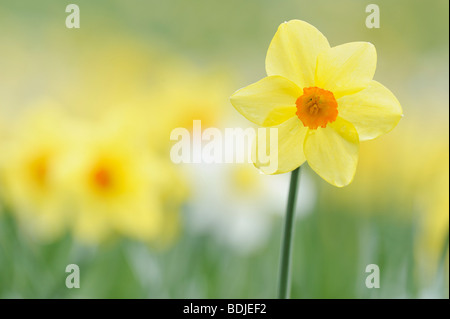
[184,161,316,254]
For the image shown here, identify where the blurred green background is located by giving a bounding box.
[0,0,448,298]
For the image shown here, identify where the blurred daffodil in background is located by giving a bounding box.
[60,112,185,246]
[0,103,73,240]
[231,20,402,187]
[0,0,447,299]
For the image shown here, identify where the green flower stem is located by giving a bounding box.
[278,166,301,299]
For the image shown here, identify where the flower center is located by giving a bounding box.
[94,167,112,189]
[295,87,338,129]
[90,163,115,193]
[29,154,49,189]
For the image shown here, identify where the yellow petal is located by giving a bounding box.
[73,208,111,243]
[266,20,330,88]
[113,200,163,241]
[230,75,300,127]
[304,117,359,187]
[253,116,307,174]
[315,42,377,99]
[338,81,402,141]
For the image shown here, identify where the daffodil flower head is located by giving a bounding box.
[230,20,403,187]
[0,104,71,240]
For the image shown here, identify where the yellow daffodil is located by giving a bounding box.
[230,20,402,186]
